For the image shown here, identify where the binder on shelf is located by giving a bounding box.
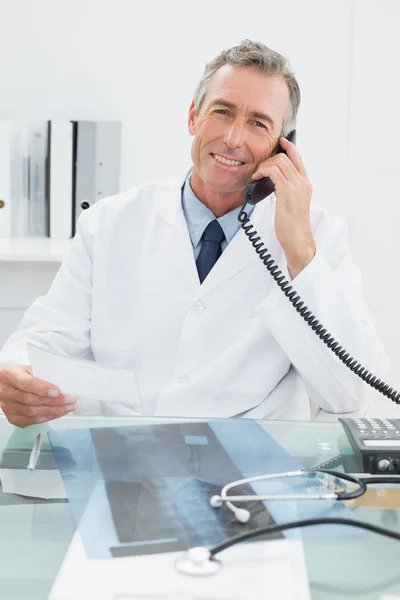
[9,120,49,237]
[28,121,49,237]
[0,121,11,237]
[49,121,74,239]
[10,122,30,236]
[0,119,122,240]
[73,121,121,234]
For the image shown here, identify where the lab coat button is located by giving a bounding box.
[177,374,189,383]
[191,301,205,314]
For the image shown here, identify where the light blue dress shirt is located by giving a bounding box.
[181,171,254,260]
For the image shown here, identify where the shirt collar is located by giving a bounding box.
[181,169,254,249]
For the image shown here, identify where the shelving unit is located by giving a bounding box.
[0,237,72,262]
[0,238,68,348]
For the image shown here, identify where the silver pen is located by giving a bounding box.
[27,433,42,471]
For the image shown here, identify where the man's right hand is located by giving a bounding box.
[0,365,76,427]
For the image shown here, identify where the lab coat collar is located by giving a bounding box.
[159,168,276,296]
[158,167,192,226]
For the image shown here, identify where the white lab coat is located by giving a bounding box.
[0,171,389,419]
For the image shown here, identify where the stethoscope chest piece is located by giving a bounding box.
[175,546,220,576]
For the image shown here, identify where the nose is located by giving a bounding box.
[223,119,246,149]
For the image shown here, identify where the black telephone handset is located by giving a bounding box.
[245,129,297,205]
[238,129,400,411]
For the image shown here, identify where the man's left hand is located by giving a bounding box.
[252,136,315,279]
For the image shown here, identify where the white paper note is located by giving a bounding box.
[28,345,142,409]
[0,468,67,499]
[50,530,310,600]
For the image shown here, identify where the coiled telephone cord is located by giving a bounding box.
[238,207,400,404]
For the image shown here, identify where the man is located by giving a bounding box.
[0,40,388,426]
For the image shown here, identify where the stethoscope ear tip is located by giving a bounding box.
[234,508,251,523]
[210,494,223,508]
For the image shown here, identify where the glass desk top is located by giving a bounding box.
[0,415,399,600]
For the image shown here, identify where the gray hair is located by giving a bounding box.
[193,39,300,137]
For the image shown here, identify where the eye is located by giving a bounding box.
[214,109,229,115]
[254,121,267,129]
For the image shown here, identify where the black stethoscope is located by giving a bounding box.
[209,468,368,523]
[175,468,400,576]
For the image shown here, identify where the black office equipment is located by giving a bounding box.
[339,417,400,474]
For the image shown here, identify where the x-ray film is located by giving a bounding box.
[49,419,357,559]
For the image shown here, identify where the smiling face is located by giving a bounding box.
[188,64,291,215]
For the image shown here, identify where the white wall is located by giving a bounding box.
[346,0,400,413]
[0,0,399,412]
[0,0,353,194]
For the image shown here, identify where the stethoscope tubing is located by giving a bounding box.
[216,468,368,505]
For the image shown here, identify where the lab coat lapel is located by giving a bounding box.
[158,171,200,293]
[169,208,200,292]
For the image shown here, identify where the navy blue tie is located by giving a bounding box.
[196,220,225,284]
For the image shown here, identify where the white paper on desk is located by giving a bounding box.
[0,469,67,499]
[28,345,142,412]
[49,530,310,600]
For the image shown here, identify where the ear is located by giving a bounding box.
[188,99,197,136]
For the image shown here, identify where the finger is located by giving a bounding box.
[1,385,76,408]
[252,153,298,182]
[279,137,307,177]
[252,157,294,183]
[270,153,300,183]
[1,365,61,398]
[252,162,287,182]
[4,400,76,419]
[251,165,287,188]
